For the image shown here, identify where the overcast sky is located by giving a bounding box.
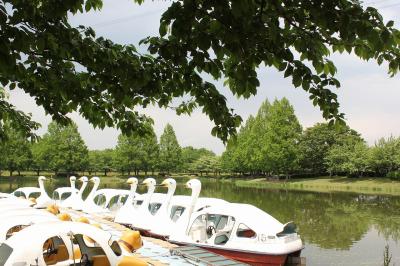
[7,0,400,155]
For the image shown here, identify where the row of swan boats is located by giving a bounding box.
[0,176,303,266]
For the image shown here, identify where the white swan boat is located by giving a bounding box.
[114,177,140,223]
[53,176,79,203]
[11,187,41,199]
[69,176,89,210]
[93,189,130,213]
[0,221,147,266]
[0,213,58,242]
[169,203,303,265]
[81,176,106,213]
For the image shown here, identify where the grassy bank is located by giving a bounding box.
[236,177,400,196]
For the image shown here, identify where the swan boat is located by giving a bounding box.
[0,221,147,266]
[0,213,59,242]
[93,189,130,213]
[63,176,88,209]
[118,179,228,240]
[169,203,303,266]
[53,176,79,203]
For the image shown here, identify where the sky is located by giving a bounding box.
[7,0,400,155]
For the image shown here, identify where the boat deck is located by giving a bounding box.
[61,208,305,266]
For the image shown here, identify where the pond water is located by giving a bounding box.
[1,176,399,266]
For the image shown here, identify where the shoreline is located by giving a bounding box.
[234,177,400,196]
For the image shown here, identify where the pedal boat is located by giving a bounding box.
[168,203,303,266]
[0,221,147,266]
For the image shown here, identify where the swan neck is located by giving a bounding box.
[141,185,155,210]
[126,184,138,205]
[39,179,47,195]
[87,181,100,200]
[158,185,176,213]
[78,182,87,197]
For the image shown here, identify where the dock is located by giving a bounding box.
[61,208,305,266]
[171,246,248,266]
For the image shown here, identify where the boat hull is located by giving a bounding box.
[170,241,301,266]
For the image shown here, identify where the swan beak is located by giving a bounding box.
[160,180,168,187]
[127,179,134,184]
[89,178,95,183]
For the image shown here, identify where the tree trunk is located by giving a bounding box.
[104,169,107,176]
[18,170,21,176]
[36,169,40,176]
[9,170,13,177]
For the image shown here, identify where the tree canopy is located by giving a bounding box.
[0,124,32,175]
[114,122,159,175]
[222,98,302,175]
[1,0,400,142]
[159,124,182,172]
[32,121,89,174]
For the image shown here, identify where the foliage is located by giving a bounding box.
[114,122,159,174]
[325,136,370,177]
[0,124,32,175]
[370,137,400,176]
[298,123,363,174]
[190,154,222,175]
[158,124,182,172]
[31,137,50,175]
[222,98,302,176]
[2,0,400,141]
[88,149,114,175]
[181,146,215,171]
[39,122,89,174]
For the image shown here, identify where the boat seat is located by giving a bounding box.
[92,255,111,266]
[44,244,69,265]
[214,233,229,245]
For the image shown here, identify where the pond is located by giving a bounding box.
[1,176,399,266]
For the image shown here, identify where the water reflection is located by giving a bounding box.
[1,176,400,265]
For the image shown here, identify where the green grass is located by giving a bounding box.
[235,176,400,196]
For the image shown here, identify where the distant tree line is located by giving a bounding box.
[221,98,400,179]
[1,97,400,179]
[0,122,221,177]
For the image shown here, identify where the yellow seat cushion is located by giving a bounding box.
[117,256,147,266]
[92,255,111,266]
[56,245,69,262]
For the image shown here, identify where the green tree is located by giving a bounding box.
[88,149,114,176]
[191,154,222,176]
[298,123,363,175]
[2,0,400,142]
[42,122,89,175]
[114,123,158,175]
[0,125,32,176]
[181,146,215,172]
[325,136,370,177]
[159,124,181,173]
[259,98,302,177]
[370,137,400,176]
[31,138,51,176]
[222,98,302,177]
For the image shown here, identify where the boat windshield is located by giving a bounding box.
[0,243,13,265]
[170,206,186,222]
[188,214,236,245]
